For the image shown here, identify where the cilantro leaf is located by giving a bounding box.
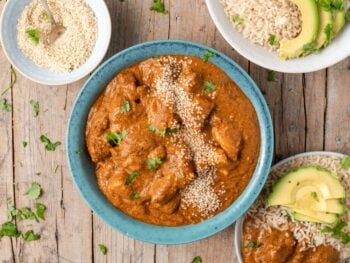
[98,244,108,255]
[26,28,40,45]
[267,70,276,81]
[40,135,61,151]
[25,182,42,200]
[30,100,40,117]
[150,0,168,14]
[120,99,131,113]
[192,256,202,263]
[0,98,12,112]
[340,156,350,169]
[0,222,21,239]
[244,242,262,248]
[106,130,127,146]
[22,230,40,241]
[22,141,28,148]
[130,193,141,200]
[148,125,178,136]
[268,35,279,46]
[35,203,46,220]
[125,171,139,185]
[202,51,216,63]
[321,220,350,244]
[324,23,333,44]
[203,81,216,94]
[231,14,244,25]
[147,157,163,172]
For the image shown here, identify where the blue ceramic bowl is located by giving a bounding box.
[0,0,111,85]
[66,40,274,244]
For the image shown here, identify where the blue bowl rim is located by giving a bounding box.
[66,39,274,244]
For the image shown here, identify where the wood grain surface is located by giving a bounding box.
[0,0,349,262]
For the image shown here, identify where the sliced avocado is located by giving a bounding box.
[333,10,346,35]
[315,2,334,49]
[279,0,319,59]
[268,166,346,207]
[292,211,339,224]
[286,199,345,214]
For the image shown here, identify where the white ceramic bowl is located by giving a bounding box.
[0,0,111,85]
[234,151,346,262]
[205,0,350,73]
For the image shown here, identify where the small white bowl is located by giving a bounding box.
[234,151,346,262]
[205,0,350,73]
[0,0,111,85]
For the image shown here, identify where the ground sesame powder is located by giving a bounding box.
[17,0,97,72]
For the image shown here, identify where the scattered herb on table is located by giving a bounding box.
[106,130,127,146]
[53,164,60,174]
[25,182,42,200]
[35,203,47,220]
[244,241,262,248]
[125,171,140,185]
[192,256,202,263]
[147,157,163,172]
[150,0,168,14]
[268,35,279,46]
[22,141,28,148]
[130,193,141,200]
[1,68,17,96]
[98,244,108,255]
[311,192,319,202]
[340,156,350,170]
[267,70,276,82]
[30,100,40,117]
[0,98,12,112]
[35,172,41,176]
[202,51,216,63]
[22,230,40,241]
[8,207,39,222]
[322,220,350,244]
[231,14,244,26]
[203,81,216,94]
[120,99,131,113]
[40,135,61,151]
[0,222,21,239]
[26,28,40,45]
[148,125,178,136]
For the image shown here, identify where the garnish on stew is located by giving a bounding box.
[130,193,141,200]
[120,99,131,113]
[148,125,178,136]
[203,81,216,94]
[125,171,140,185]
[245,242,262,248]
[147,157,163,172]
[202,51,216,63]
[106,130,127,146]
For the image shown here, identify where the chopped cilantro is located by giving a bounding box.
[147,157,163,172]
[324,23,333,44]
[22,141,28,148]
[125,171,139,185]
[130,193,141,200]
[192,256,202,263]
[35,203,46,220]
[231,14,244,25]
[150,0,168,14]
[25,182,42,200]
[311,192,319,202]
[0,222,21,239]
[340,156,350,169]
[0,98,12,112]
[267,70,276,81]
[26,28,40,45]
[148,125,178,136]
[322,220,350,244]
[203,81,216,93]
[120,99,131,113]
[22,230,40,241]
[202,51,216,63]
[40,135,61,151]
[30,100,40,117]
[10,207,39,222]
[268,35,279,46]
[106,130,127,146]
[98,244,108,255]
[244,242,262,248]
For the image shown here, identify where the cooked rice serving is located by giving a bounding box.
[247,154,350,259]
[221,0,302,50]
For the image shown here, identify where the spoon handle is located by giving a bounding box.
[39,0,56,25]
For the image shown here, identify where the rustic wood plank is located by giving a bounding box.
[0,1,16,259]
[325,59,350,154]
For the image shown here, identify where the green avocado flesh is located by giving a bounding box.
[315,3,333,49]
[333,10,346,36]
[268,166,346,224]
[279,0,319,59]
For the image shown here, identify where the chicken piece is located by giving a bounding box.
[106,170,132,201]
[212,118,243,162]
[148,145,167,160]
[178,66,202,92]
[147,97,177,131]
[191,95,215,129]
[148,174,178,206]
[157,195,181,214]
[138,58,163,84]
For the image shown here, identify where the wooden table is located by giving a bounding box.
[0,0,349,262]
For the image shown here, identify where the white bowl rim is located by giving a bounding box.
[234,151,347,263]
[0,0,112,86]
[205,0,350,73]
